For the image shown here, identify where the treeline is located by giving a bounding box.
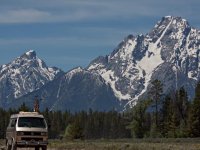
[43,109,131,139]
[0,106,131,139]
[1,80,200,139]
[129,81,200,138]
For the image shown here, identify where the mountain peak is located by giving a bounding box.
[0,50,63,100]
[148,16,191,44]
[25,50,36,56]
[88,15,200,108]
[163,15,173,19]
[157,16,190,28]
[162,16,187,22]
[22,50,36,59]
[65,67,84,80]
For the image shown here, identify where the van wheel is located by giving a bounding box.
[42,146,47,150]
[11,141,16,150]
[6,141,11,150]
[35,147,40,150]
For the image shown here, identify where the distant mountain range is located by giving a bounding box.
[0,16,200,111]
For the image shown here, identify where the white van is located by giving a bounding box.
[6,112,48,150]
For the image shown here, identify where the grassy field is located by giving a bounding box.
[1,138,200,150]
[48,138,200,150]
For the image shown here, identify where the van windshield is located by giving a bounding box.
[18,117,46,128]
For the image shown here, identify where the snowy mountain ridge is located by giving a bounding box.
[88,16,200,107]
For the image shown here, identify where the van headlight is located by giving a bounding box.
[41,132,47,136]
[17,131,24,136]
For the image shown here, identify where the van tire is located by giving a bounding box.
[42,146,47,150]
[11,141,16,150]
[35,147,40,150]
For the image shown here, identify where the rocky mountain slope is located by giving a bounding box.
[12,67,123,112]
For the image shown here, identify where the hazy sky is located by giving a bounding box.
[0,0,199,71]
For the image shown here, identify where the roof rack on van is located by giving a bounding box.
[19,111,39,115]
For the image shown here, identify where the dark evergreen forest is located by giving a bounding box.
[1,81,200,139]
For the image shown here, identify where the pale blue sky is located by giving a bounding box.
[0,0,199,71]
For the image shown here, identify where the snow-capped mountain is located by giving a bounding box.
[12,67,122,112]
[0,50,64,106]
[1,16,200,111]
[88,16,200,107]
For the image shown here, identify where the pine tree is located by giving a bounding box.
[160,95,172,137]
[175,87,189,137]
[148,79,163,129]
[18,102,30,112]
[188,82,200,137]
[128,99,151,138]
[64,122,83,140]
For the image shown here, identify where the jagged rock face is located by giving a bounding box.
[13,67,122,112]
[0,50,63,106]
[88,16,200,106]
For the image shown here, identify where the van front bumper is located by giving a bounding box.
[16,140,48,146]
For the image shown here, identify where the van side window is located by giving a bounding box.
[9,118,17,128]
[8,119,12,127]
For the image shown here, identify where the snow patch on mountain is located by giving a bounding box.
[102,69,131,100]
[133,17,172,102]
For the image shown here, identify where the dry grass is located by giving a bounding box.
[1,138,200,150]
[48,138,200,150]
